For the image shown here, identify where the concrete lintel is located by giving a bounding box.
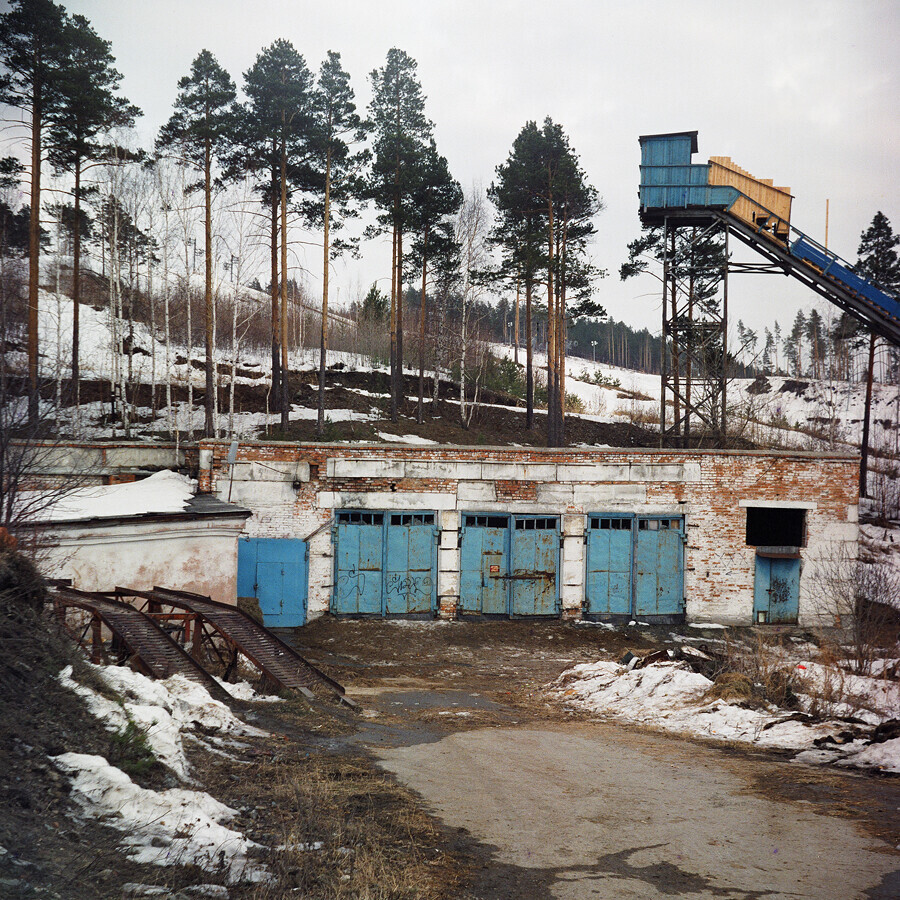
[738,499,818,510]
[405,460,478,480]
[329,491,457,511]
[558,464,628,482]
[328,458,406,479]
[458,481,496,502]
[481,462,525,480]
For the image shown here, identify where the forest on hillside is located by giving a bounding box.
[1,0,897,457]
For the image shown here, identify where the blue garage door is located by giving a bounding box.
[459,514,559,616]
[585,514,684,621]
[237,537,308,627]
[753,555,800,624]
[511,516,560,616]
[460,515,510,615]
[385,513,438,614]
[333,511,437,616]
[585,515,634,617]
[334,511,384,614]
[634,516,685,618]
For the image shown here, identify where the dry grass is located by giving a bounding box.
[193,748,466,900]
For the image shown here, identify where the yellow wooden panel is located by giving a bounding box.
[708,156,793,239]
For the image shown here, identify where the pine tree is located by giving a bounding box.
[0,0,67,420]
[786,310,806,377]
[367,49,433,422]
[488,121,546,431]
[856,211,900,496]
[805,308,825,379]
[240,41,314,431]
[308,50,368,437]
[405,139,462,424]
[158,50,236,437]
[46,12,139,408]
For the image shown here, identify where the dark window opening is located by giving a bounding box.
[514,517,557,531]
[464,514,508,529]
[390,513,435,527]
[745,507,805,547]
[337,511,384,526]
[590,517,632,531]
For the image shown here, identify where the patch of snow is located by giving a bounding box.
[58,665,266,781]
[215,679,284,702]
[52,753,267,883]
[31,470,195,522]
[550,659,900,771]
[375,432,440,445]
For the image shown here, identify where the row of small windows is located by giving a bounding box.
[390,513,435,526]
[336,511,384,525]
[337,512,436,527]
[464,515,559,530]
[336,513,684,531]
[464,515,509,529]
[590,517,682,531]
[639,519,681,531]
[514,517,557,531]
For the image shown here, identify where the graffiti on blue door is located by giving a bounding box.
[333,511,437,615]
[585,515,684,620]
[237,537,308,627]
[459,514,560,616]
[753,555,800,624]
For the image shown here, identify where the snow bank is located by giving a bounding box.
[58,664,266,781]
[551,659,900,772]
[34,470,195,522]
[52,753,267,883]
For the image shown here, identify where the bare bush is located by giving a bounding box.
[814,547,900,675]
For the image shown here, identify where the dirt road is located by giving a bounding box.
[296,619,900,900]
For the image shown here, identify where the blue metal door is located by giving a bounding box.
[459,514,510,614]
[333,511,384,615]
[511,516,559,616]
[753,555,800,624]
[585,515,634,616]
[237,537,308,627]
[634,517,685,618]
[385,513,437,614]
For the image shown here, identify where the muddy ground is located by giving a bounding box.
[4,614,899,898]
[289,618,900,899]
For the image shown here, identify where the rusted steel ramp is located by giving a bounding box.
[50,587,232,703]
[138,586,354,706]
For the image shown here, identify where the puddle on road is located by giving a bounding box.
[376,689,503,712]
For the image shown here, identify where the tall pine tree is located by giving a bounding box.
[308,50,368,437]
[856,211,900,496]
[368,49,433,421]
[240,40,315,430]
[0,0,67,420]
[405,139,462,424]
[158,50,236,437]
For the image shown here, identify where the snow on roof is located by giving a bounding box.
[35,470,197,523]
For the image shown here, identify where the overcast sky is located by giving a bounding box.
[46,0,900,339]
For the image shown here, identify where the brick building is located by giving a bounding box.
[193,441,858,627]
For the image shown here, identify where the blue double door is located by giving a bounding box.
[585,514,685,620]
[460,514,560,616]
[332,511,437,615]
[237,537,308,627]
